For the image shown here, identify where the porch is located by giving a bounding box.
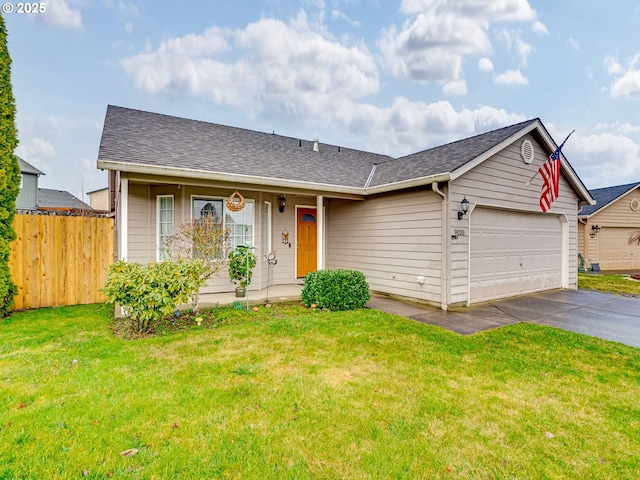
[182,283,304,311]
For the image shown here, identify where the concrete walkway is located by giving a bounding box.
[367,289,640,348]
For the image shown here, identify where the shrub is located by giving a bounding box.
[165,215,230,315]
[103,260,205,334]
[228,245,257,288]
[0,17,20,317]
[301,269,370,311]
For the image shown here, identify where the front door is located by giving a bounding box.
[296,207,317,278]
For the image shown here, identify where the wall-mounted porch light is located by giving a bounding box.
[279,195,287,213]
[590,224,601,237]
[458,197,470,220]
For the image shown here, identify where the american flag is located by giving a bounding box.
[539,132,573,212]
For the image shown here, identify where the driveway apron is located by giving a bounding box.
[367,289,640,348]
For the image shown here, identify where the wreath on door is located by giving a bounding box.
[226,190,246,212]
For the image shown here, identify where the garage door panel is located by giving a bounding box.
[471,208,561,303]
[599,228,639,270]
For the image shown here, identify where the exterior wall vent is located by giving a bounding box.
[521,139,534,164]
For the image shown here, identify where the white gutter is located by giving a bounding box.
[431,182,448,311]
[98,160,452,197]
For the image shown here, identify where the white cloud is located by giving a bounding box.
[497,28,533,67]
[493,69,528,85]
[331,9,361,27]
[443,79,467,96]
[400,0,535,21]
[532,20,547,34]
[478,57,494,72]
[604,55,624,75]
[17,138,56,159]
[606,54,640,99]
[122,12,378,112]
[380,0,536,83]
[568,38,580,51]
[40,0,82,29]
[567,132,640,188]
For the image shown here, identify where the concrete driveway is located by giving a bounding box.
[367,289,640,348]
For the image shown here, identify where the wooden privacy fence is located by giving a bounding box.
[9,213,114,310]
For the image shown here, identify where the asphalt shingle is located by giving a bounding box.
[98,106,541,191]
[580,182,640,217]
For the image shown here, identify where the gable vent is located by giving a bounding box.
[521,139,534,164]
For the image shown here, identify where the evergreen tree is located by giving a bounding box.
[0,15,20,316]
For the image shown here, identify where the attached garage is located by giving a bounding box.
[470,208,563,303]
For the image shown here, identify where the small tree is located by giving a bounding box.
[0,17,20,317]
[103,260,205,334]
[165,215,230,314]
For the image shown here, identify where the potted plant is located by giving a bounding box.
[228,245,257,297]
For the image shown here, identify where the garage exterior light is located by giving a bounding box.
[458,197,470,220]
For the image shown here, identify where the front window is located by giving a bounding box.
[157,195,174,261]
[192,196,254,250]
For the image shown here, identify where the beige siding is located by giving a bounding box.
[580,188,640,270]
[450,134,580,304]
[326,190,443,305]
[125,183,307,293]
[127,183,150,263]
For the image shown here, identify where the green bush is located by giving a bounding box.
[301,269,370,311]
[0,17,20,317]
[103,260,205,333]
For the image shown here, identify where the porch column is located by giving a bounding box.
[120,175,128,261]
[317,195,324,270]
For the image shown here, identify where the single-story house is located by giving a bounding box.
[578,182,640,271]
[97,105,594,309]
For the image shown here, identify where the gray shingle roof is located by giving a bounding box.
[369,119,538,187]
[579,182,640,217]
[97,106,542,191]
[98,106,391,189]
[38,188,93,210]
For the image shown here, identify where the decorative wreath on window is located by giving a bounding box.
[226,190,246,212]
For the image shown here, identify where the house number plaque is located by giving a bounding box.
[452,228,466,239]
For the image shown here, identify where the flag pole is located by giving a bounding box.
[525,129,575,186]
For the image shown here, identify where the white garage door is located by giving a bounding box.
[470,208,562,303]
[599,227,640,270]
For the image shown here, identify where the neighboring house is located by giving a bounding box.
[16,156,44,210]
[87,187,110,211]
[97,105,594,309]
[37,188,93,212]
[578,182,640,271]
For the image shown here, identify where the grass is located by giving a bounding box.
[578,272,640,296]
[2,303,640,479]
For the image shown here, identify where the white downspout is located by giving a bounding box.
[120,175,128,261]
[432,182,448,311]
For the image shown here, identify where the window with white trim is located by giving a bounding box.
[192,196,254,250]
[157,195,174,261]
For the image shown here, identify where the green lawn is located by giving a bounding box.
[578,272,640,296]
[2,303,640,479]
